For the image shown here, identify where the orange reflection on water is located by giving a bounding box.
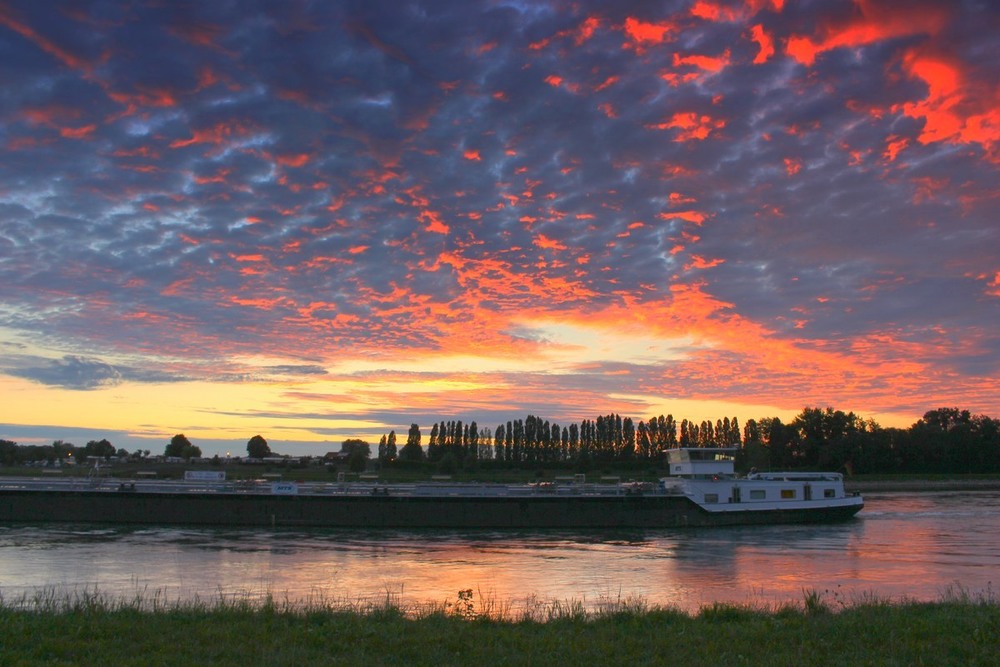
[2,493,998,615]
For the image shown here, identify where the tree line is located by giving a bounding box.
[3,407,998,475]
[375,407,1000,475]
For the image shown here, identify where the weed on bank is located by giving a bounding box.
[1,588,998,666]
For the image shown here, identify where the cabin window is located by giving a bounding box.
[780,489,796,499]
[703,493,719,504]
[824,488,836,498]
[749,489,766,500]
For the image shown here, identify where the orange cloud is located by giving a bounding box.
[987,272,1000,297]
[595,76,618,92]
[883,135,909,162]
[658,210,707,225]
[783,157,802,175]
[649,113,726,141]
[661,72,701,87]
[622,17,676,49]
[419,210,450,234]
[745,0,784,11]
[535,234,568,251]
[749,24,774,64]
[574,16,601,45]
[896,48,1000,160]
[786,0,948,67]
[672,50,730,73]
[463,149,481,161]
[690,1,743,22]
[529,16,601,51]
[687,255,725,269]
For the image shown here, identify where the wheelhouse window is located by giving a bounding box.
[824,489,836,498]
[703,493,719,504]
[780,489,796,499]
[749,489,766,500]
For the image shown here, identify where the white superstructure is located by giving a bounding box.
[663,447,864,515]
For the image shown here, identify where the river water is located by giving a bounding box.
[0,491,996,615]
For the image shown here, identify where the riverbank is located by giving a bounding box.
[2,591,997,666]
[846,477,1000,493]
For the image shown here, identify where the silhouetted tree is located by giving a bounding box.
[165,434,199,458]
[83,439,115,460]
[247,434,271,458]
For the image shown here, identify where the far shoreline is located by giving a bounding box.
[846,478,1000,493]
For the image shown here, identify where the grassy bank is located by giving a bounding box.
[1,589,997,666]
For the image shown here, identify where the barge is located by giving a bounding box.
[0,448,863,528]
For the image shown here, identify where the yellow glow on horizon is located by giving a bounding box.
[0,375,387,444]
[511,319,697,369]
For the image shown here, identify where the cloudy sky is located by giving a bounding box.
[1,0,997,456]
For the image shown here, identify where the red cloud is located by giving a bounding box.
[419,210,450,234]
[530,16,602,51]
[745,0,785,11]
[622,17,676,50]
[883,135,909,162]
[896,48,1000,160]
[786,0,948,67]
[58,124,96,139]
[0,6,90,72]
[658,210,707,225]
[749,24,774,64]
[574,16,600,45]
[170,121,256,150]
[649,113,726,141]
[277,153,310,167]
[673,50,730,73]
[108,87,179,110]
[690,1,743,22]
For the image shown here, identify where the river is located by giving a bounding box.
[1,491,996,615]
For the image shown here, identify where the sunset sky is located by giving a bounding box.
[1,0,997,456]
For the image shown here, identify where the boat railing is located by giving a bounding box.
[0,476,677,498]
[746,472,844,482]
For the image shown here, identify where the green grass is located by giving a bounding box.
[1,588,997,666]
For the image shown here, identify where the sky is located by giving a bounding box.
[1,0,998,457]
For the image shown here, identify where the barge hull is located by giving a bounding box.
[0,489,862,529]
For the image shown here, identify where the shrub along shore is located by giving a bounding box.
[2,589,998,666]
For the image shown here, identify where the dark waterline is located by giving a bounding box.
[1,491,996,613]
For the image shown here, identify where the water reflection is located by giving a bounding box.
[1,491,997,614]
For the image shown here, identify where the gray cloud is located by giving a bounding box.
[4,355,124,390]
